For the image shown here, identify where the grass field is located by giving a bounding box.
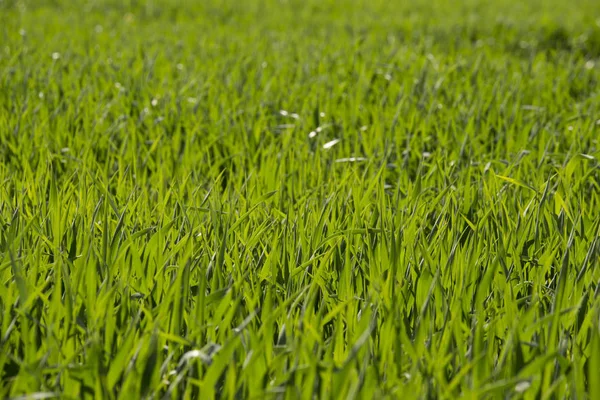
[1,0,600,398]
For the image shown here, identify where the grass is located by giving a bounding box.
[1,0,600,398]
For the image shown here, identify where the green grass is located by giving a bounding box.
[1,0,600,398]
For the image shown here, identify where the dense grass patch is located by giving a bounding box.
[1,0,599,398]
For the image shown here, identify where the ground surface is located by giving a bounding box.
[1,0,600,398]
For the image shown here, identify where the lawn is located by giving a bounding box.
[1,0,599,398]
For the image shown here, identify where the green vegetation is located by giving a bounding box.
[1,0,600,398]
